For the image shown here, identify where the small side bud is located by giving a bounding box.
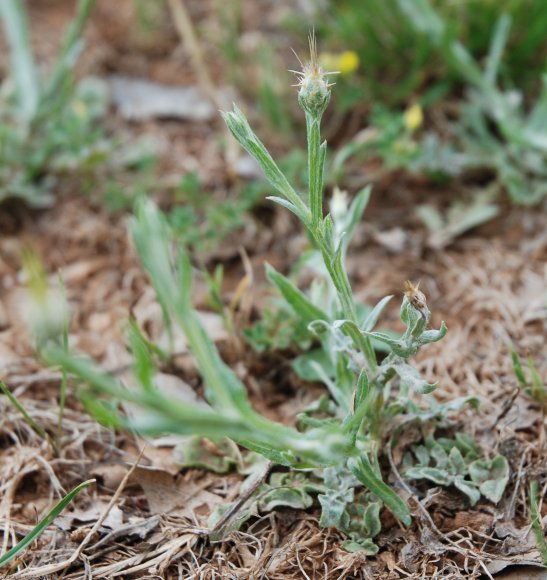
[402,280,430,338]
[403,280,428,315]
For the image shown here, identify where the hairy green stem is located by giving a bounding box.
[306,112,325,227]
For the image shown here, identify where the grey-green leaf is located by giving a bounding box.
[405,466,451,486]
[469,455,509,503]
[348,456,411,526]
[266,264,329,325]
[342,538,379,555]
[394,363,438,395]
[453,477,481,506]
[361,295,394,332]
[363,501,382,538]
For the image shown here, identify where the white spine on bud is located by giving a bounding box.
[294,34,333,119]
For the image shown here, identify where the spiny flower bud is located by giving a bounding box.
[292,34,334,119]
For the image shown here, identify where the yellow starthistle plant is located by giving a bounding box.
[43,36,512,554]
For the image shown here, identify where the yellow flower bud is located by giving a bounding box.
[403,103,423,132]
[337,51,359,75]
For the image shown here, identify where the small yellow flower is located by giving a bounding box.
[319,50,359,76]
[403,103,423,132]
[337,51,359,75]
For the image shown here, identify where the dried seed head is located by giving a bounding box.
[292,33,334,118]
[404,280,428,314]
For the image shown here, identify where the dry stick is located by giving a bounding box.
[96,533,196,578]
[12,447,146,579]
[493,386,520,425]
[504,443,532,522]
[295,546,311,580]
[87,515,161,553]
[210,460,274,538]
[166,0,239,178]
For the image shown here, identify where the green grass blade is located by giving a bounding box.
[485,15,511,88]
[0,479,95,568]
[511,348,528,388]
[529,480,547,566]
[0,0,39,120]
[57,277,69,444]
[41,0,97,106]
[0,381,50,444]
[527,355,544,393]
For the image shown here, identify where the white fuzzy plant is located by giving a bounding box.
[45,38,456,539]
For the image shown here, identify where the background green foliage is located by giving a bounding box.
[0,0,110,206]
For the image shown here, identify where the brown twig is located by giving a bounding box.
[493,386,520,425]
[209,460,273,539]
[166,0,238,179]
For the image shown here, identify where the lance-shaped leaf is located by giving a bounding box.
[266,196,310,223]
[362,331,414,357]
[469,455,509,504]
[404,466,451,486]
[222,105,310,221]
[393,363,438,395]
[354,370,369,411]
[342,186,371,252]
[266,263,329,325]
[361,295,393,332]
[363,501,382,538]
[453,477,481,506]
[417,322,448,346]
[318,488,354,529]
[348,455,411,526]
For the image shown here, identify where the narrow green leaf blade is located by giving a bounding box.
[348,456,411,526]
[0,0,39,119]
[361,295,393,332]
[0,381,49,443]
[0,479,95,568]
[266,263,329,325]
[530,480,547,566]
